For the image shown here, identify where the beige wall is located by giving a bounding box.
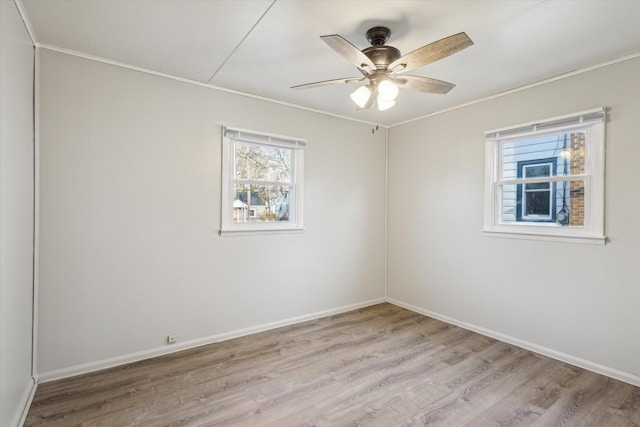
[388,57,640,384]
[37,49,386,378]
[0,2,36,425]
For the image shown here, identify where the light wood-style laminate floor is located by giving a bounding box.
[25,303,640,426]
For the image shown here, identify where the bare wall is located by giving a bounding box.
[0,1,35,425]
[37,49,386,377]
[388,57,640,384]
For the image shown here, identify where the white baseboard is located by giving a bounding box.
[386,297,640,388]
[14,376,37,427]
[38,298,386,384]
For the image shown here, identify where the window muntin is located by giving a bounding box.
[221,127,305,235]
[484,108,605,244]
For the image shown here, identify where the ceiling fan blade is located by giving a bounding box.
[320,35,377,73]
[388,32,473,74]
[394,75,456,94]
[291,77,363,90]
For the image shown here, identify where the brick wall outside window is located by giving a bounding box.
[570,132,585,226]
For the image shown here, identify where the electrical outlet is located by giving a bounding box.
[167,334,178,344]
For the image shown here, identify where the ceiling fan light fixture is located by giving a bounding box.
[376,95,395,111]
[350,85,372,108]
[377,79,399,102]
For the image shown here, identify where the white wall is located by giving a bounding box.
[37,49,386,377]
[34,28,639,389]
[0,2,35,425]
[388,57,640,384]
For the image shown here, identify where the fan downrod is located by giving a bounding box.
[366,26,391,46]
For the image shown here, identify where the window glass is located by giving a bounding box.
[501,133,585,180]
[501,180,585,226]
[233,183,292,223]
[234,142,292,183]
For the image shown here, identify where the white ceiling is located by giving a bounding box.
[20,0,640,126]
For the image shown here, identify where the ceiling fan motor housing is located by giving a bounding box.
[363,46,401,70]
[364,27,401,70]
[366,26,391,46]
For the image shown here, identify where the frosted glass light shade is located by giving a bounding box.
[377,96,395,111]
[350,86,372,108]
[378,80,399,101]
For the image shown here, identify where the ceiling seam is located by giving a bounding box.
[206,0,277,85]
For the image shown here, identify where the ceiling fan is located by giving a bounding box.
[292,26,473,111]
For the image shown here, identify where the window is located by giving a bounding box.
[483,108,605,244]
[517,158,557,222]
[221,126,305,235]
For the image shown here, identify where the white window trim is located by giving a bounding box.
[483,107,606,245]
[220,126,305,236]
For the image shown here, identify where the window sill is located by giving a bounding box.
[220,226,306,237]
[482,229,606,245]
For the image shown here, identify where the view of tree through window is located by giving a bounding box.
[233,142,292,223]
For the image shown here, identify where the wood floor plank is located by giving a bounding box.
[25,303,640,426]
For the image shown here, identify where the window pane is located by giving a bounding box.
[233,184,291,223]
[502,132,586,179]
[565,181,585,226]
[234,142,292,182]
[524,164,550,178]
[500,180,585,226]
[525,182,550,190]
[525,191,551,216]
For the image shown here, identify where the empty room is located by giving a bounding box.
[2,0,639,426]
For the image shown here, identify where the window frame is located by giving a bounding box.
[220,126,305,236]
[516,158,557,222]
[483,108,606,245]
